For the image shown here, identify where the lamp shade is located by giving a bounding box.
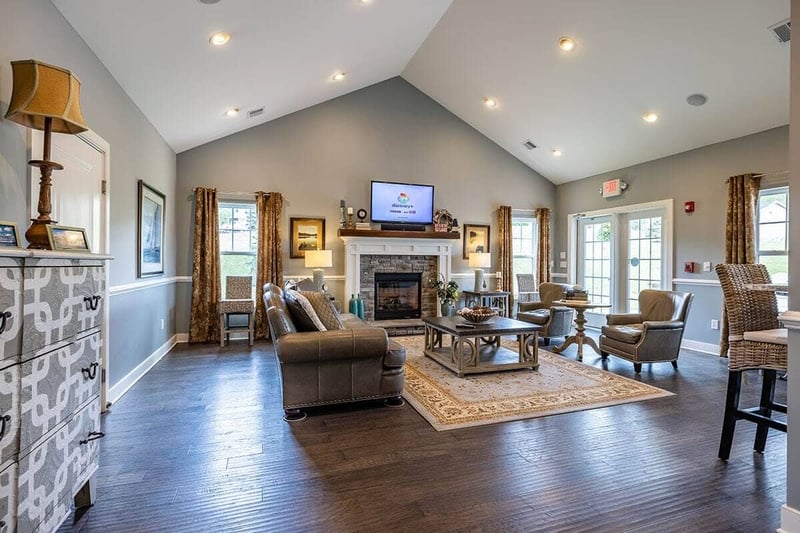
[469,252,491,268]
[304,249,332,268]
[5,60,88,134]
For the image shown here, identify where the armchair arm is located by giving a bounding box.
[276,328,388,364]
[518,301,546,312]
[643,320,684,331]
[606,313,643,326]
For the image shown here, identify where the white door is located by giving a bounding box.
[576,215,613,327]
[620,210,665,313]
[31,129,111,409]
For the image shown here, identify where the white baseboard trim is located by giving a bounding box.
[779,504,800,533]
[176,333,189,343]
[107,334,179,405]
[681,339,719,355]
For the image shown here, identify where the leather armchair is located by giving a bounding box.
[516,282,576,345]
[599,289,693,373]
[263,283,405,421]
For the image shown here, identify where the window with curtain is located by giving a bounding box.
[757,186,789,310]
[511,215,538,293]
[218,201,258,298]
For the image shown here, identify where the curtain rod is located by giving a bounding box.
[192,188,258,196]
[724,170,788,183]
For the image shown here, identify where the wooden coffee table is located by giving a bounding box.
[422,316,541,377]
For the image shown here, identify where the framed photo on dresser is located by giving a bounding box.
[0,221,21,248]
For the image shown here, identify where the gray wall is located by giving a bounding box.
[0,0,177,387]
[176,76,554,327]
[554,126,789,346]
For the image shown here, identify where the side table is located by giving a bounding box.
[550,299,610,361]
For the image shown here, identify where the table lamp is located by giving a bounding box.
[4,60,88,249]
[469,252,491,292]
[305,250,333,292]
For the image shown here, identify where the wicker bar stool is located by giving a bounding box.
[219,276,255,347]
[715,263,787,461]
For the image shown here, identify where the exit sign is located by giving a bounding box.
[602,178,624,198]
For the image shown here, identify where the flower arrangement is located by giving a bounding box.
[430,275,459,303]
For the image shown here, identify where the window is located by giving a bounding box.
[511,216,537,294]
[757,187,789,284]
[218,202,258,298]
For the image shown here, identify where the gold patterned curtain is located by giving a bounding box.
[498,205,514,309]
[255,191,284,340]
[719,173,762,356]
[189,188,220,343]
[535,208,551,284]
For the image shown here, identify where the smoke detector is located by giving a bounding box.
[768,18,791,44]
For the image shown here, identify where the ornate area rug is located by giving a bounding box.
[399,335,673,431]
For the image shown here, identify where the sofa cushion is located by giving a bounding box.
[602,324,643,344]
[385,339,407,367]
[285,290,327,332]
[300,291,344,331]
[517,309,550,325]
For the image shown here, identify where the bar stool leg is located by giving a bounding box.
[719,370,742,461]
[754,369,777,453]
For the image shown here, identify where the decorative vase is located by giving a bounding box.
[349,294,358,315]
[356,293,365,320]
[441,300,455,317]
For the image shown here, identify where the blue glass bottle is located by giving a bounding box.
[349,294,358,315]
[356,293,365,320]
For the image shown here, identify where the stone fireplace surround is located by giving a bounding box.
[340,235,455,321]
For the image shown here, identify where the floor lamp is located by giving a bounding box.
[305,250,333,292]
[469,252,491,292]
[4,60,88,249]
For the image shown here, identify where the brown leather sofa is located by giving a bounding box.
[516,282,576,345]
[599,289,693,373]
[263,283,406,421]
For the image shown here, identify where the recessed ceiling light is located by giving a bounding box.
[332,72,347,81]
[642,112,659,123]
[483,97,498,109]
[209,31,231,46]
[558,37,575,51]
[552,149,563,157]
[225,108,239,117]
[198,0,221,4]
[360,0,372,3]
[686,93,707,106]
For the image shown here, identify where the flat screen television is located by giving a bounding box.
[370,180,434,226]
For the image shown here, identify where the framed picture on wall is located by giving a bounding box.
[46,225,91,252]
[138,180,166,277]
[0,221,21,248]
[463,224,490,259]
[290,217,325,258]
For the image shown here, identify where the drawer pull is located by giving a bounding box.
[0,311,10,334]
[81,362,100,380]
[83,295,102,311]
[0,415,10,440]
[79,431,105,445]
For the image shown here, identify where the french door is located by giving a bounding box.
[573,202,672,326]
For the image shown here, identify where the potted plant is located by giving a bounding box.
[430,275,459,317]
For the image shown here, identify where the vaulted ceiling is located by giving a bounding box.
[53,0,790,184]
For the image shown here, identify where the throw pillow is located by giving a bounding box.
[284,290,327,332]
[300,291,345,331]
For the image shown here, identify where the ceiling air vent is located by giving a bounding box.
[768,19,791,44]
[248,107,265,119]
[522,140,536,150]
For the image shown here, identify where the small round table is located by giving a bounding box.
[549,300,610,361]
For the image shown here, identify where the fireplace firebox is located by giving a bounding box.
[374,273,422,320]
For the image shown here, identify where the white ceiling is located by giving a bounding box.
[52,0,789,184]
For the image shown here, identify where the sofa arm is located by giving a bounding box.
[643,320,684,331]
[518,301,546,312]
[606,313,643,326]
[276,328,388,364]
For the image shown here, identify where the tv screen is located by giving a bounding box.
[370,181,434,225]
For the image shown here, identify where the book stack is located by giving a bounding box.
[565,288,589,300]
[355,222,372,230]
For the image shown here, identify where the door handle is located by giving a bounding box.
[0,415,11,441]
[83,295,102,311]
[79,431,105,445]
[0,311,10,335]
[81,362,99,380]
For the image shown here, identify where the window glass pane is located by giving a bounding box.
[758,254,789,284]
[759,223,786,251]
[220,255,257,298]
[759,192,788,223]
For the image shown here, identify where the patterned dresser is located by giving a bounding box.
[0,250,110,533]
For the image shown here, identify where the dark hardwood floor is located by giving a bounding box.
[60,334,786,532]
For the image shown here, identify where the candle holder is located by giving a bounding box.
[347,213,355,229]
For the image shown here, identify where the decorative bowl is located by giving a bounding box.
[457,306,498,323]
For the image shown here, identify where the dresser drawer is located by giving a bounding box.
[0,365,19,467]
[0,261,23,364]
[19,332,101,454]
[22,262,104,357]
[0,462,16,533]
[17,399,101,533]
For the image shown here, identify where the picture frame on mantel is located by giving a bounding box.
[290,217,326,259]
[47,225,91,252]
[138,180,166,277]
[463,224,490,259]
[0,221,21,249]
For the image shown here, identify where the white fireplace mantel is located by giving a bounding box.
[340,235,455,300]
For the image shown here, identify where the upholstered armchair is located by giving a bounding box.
[599,289,693,373]
[516,282,575,345]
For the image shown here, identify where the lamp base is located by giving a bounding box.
[26,219,56,250]
[473,269,485,293]
[312,269,326,292]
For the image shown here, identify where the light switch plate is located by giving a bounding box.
[703,261,712,272]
